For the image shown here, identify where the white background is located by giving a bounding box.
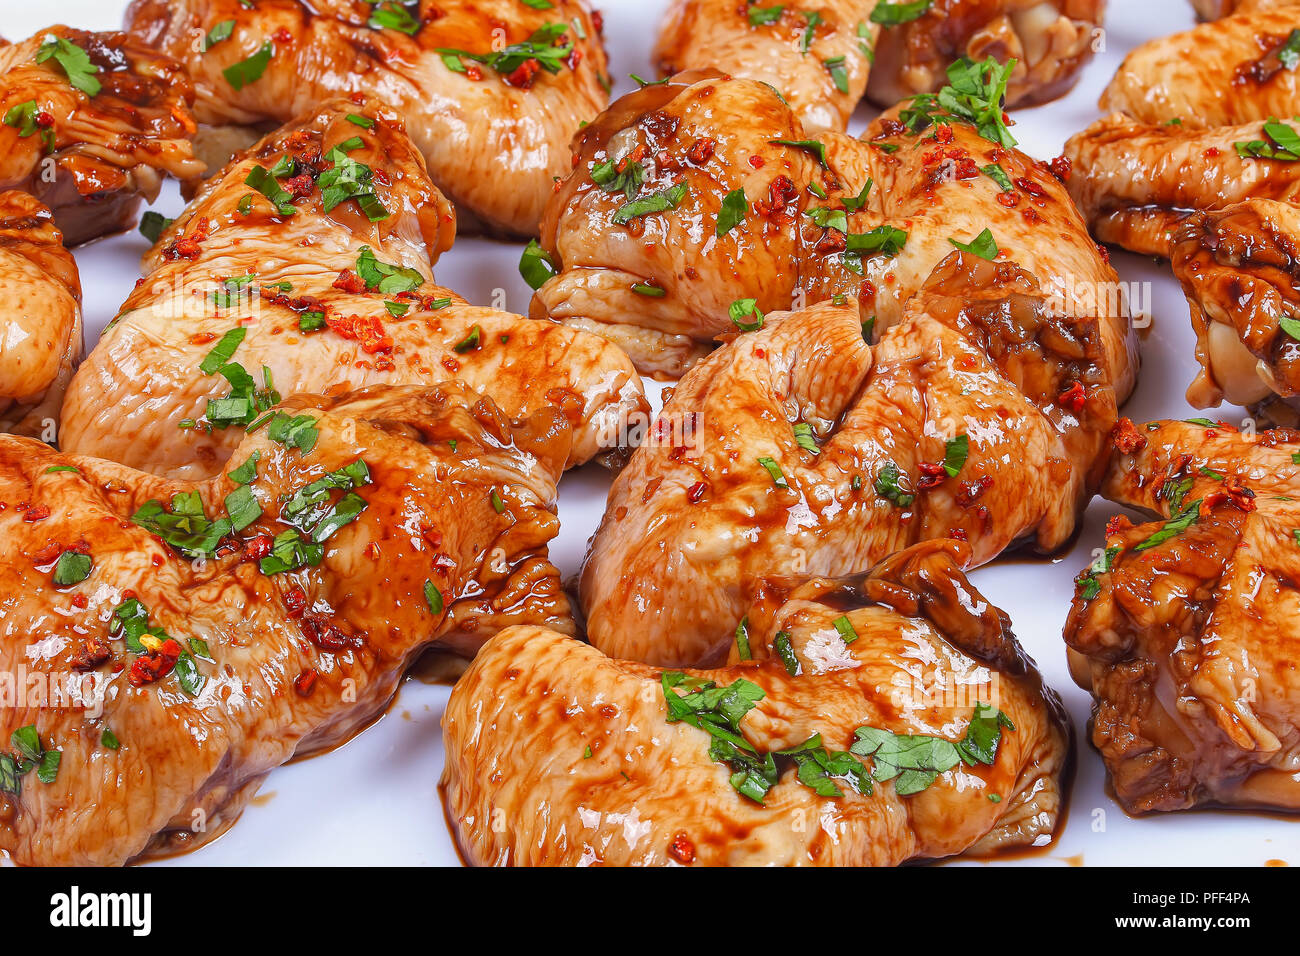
[10,0,1294,866]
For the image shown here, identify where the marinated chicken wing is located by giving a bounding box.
[1099,7,1300,129]
[0,25,201,245]
[445,540,1070,866]
[124,0,608,236]
[865,0,1104,109]
[59,98,646,478]
[1065,418,1300,814]
[0,191,81,438]
[654,1,1102,134]
[533,70,1133,379]
[1064,114,1300,256]
[1171,199,1300,408]
[1193,0,1299,21]
[582,254,1125,667]
[0,382,572,866]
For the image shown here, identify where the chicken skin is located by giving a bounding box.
[0,191,82,439]
[533,69,1134,380]
[1064,114,1300,256]
[445,540,1070,866]
[124,0,608,237]
[59,98,646,479]
[1065,418,1300,814]
[0,25,201,246]
[1099,7,1300,129]
[582,254,1127,667]
[654,1,1102,134]
[0,382,572,866]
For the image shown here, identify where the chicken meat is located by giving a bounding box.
[1064,418,1300,814]
[59,97,646,479]
[444,540,1070,866]
[532,69,1135,379]
[0,191,82,439]
[1064,114,1300,257]
[654,1,1103,134]
[1098,6,1300,129]
[123,0,609,237]
[0,382,573,866]
[0,25,201,246]
[582,254,1128,667]
[1193,0,1298,22]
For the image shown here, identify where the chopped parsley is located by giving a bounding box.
[368,0,423,34]
[1075,546,1119,601]
[205,19,236,50]
[52,550,92,586]
[748,5,784,26]
[138,211,174,243]
[851,703,1013,795]
[943,435,969,477]
[519,239,558,289]
[770,138,829,168]
[436,22,573,77]
[900,56,1018,148]
[871,0,933,24]
[949,227,998,260]
[717,188,748,236]
[36,35,101,97]
[424,580,444,615]
[613,180,689,225]
[1235,119,1300,161]
[356,246,423,293]
[319,138,389,221]
[222,41,274,91]
[874,461,914,507]
[3,100,54,151]
[591,156,645,200]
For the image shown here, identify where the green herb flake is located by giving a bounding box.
[222,41,274,91]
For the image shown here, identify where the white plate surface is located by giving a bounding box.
[10,0,1295,866]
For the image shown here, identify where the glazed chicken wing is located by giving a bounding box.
[533,70,1134,381]
[59,98,646,479]
[654,1,1102,134]
[0,191,81,438]
[1099,7,1300,129]
[1171,199,1300,409]
[582,254,1124,666]
[445,540,1070,866]
[1065,419,1300,814]
[0,25,201,245]
[1064,114,1300,256]
[0,382,572,866]
[124,0,608,236]
[864,0,1104,109]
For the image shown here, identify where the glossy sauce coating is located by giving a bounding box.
[0,25,201,245]
[1065,419,1300,814]
[59,97,646,478]
[0,191,82,437]
[534,73,1134,383]
[582,254,1126,667]
[0,383,572,865]
[124,0,609,236]
[445,540,1070,866]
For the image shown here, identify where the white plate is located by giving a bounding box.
[14,0,1292,866]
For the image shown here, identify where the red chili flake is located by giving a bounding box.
[294,668,318,697]
[285,584,308,618]
[283,173,315,198]
[505,57,542,89]
[243,534,273,562]
[953,157,979,179]
[668,832,696,864]
[128,639,181,686]
[948,528,969,541]
[566,48,583,71]
[326,313,393,354]
[69,636,110,671]
[1095,241,1111,264]
[748,155,765,169]
[688,137,716,164]
[934,124,954,144]
[591,10,604,33]
[71,593,88,609]
[466,63,483,81]
[333,269,368,295]
[1204,147,1221,159]
[1111,417,1147,455]
[1106,514,1134,537]
[273,26,292,44]
[1049,155,1071,182]
[300,614,363,652]
[996,191,1020,209]
[816,229,847,253]
[751,175,798,220]
[1015,177,1046,198]
[955,475,993,508]
[23,505,50,523]
[686,481,708,503]
[35,111,53,128]
[1058,382,1087,413]
[917,461,948,490]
